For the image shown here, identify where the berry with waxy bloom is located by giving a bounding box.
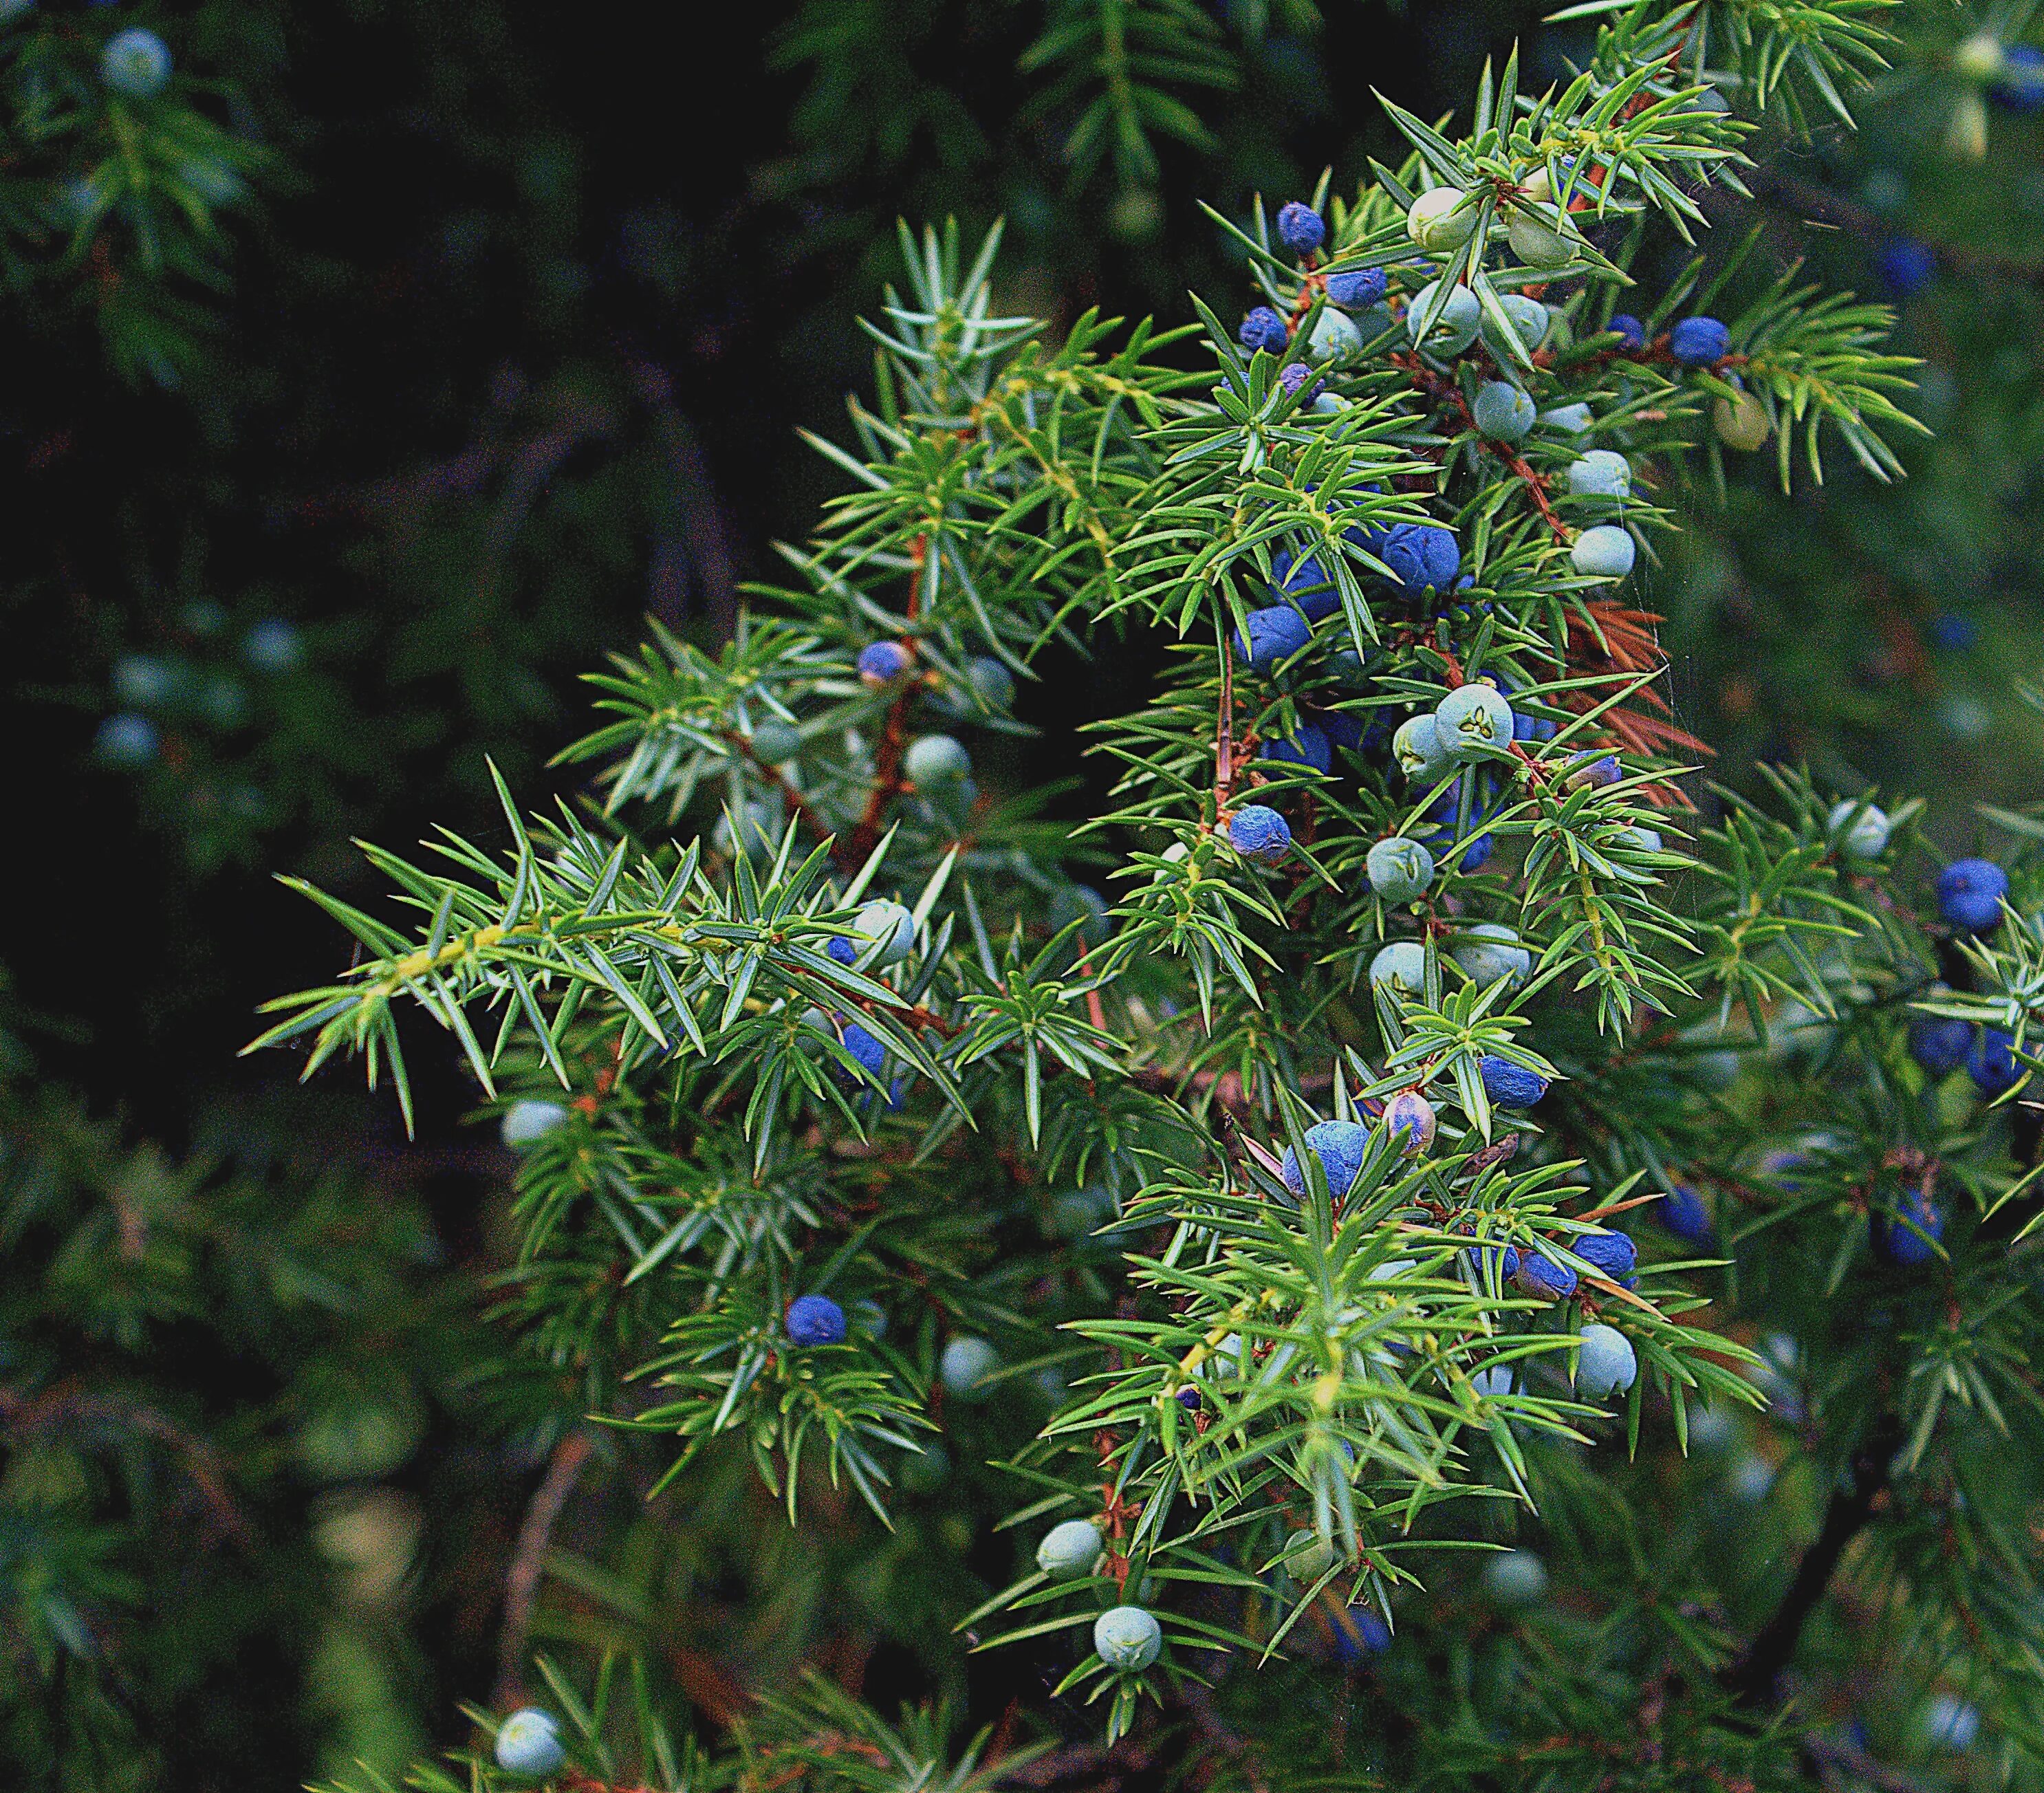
[1477,1055,1547,1108]
[1571,523,1636,580]
[858,640,912,686]
[785,1294,848,1347]
[1036,1519,1104,1578]
[1239,306,1290,354]
[497,1710,567,1779]
[1227,805,1292,865]
[1937,858,2008,933]
[1574,1323,1638,1399]
[1094,1605,1163,1671]
[1233,605,1313,671]
[1605,313,1646,351]
[1276,200,1326,254]
[1406,186,1477,252]
[1280,1120,1373,1201]
[1909,1014,1972,1076]
[1366,836,1435,902]
[1968,1028,2022,1096]
[1668,314,1730,366]
[1382,1090,1436,1155]
[1324,265,1387,307]
[1870,1187,1944,1268]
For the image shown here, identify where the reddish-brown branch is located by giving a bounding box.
[494,1428,596,1708]
[1390,351,1569,541]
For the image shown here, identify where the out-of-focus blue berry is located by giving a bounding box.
[1876,237,1937,296]
[1329,1603,1391,1664]
[785,1294,848,1346]
[1657,1184,1716,1245]
[243,619,305,674]
[1239,307,1290,354]
[836,1018,887,1081]
[1992,44,2044,109]
[1227,804,1293,864]
[1967,1027,2023,1096]
[1260,723,1332,774]
[95,713,158,767]
[1870,1187,1943,1268]
[1605,313,1646,351]
[102,28,172,97]
[1937,858,2008,933]
[1233,605,1313,671]
[1668,315,1730,366]
[113,654,179,707]
[858,640,912,686]
[1909,1015,1972,1076]
[1477,1055,1547,1108]
[1324,266,1387,307]
[1276,201,1326,254]
[1928,612,1978,651]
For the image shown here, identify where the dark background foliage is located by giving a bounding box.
[6,1,2043,1786]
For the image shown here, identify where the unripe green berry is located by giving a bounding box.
[904,733,971,785]
[1406,186,1477,252]
[1093,1604,1163,1671]
[1713,388,1770,451]
[1037,1518,1104,1578]
[1472,380,1535,442]
[853,898,917,966]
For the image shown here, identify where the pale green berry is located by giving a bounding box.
[1093,1605,1163,1671]
[1478,292,1550,364]
[1036,1518,1105,1578]
[1369,941,1428,997]
[750,721,802,763]
[1574,1323,1638,1400]
[904,733,971,785]
[1406,281,1481,356]
[1483,1549,1548,1607]
[1452,922,1530,989]
[1565,450,1631,500]
[1406,186,1477,252]
[1955,31,2007,81]
[940,1335,1001,1398]
[1366,837,1435,903]
[1507,208,1576,267]
[1714,388,1770,452]
[1392,713,1451,781]
[1472,381,1535,442]
[1308,308,1363,366]
[1434,683,1514,758]
[853,898,917,966]
[1827,799,1891,859]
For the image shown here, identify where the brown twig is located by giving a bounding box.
[494,1429,596,1708]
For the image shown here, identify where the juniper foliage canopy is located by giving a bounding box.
[246,3,2044,1787]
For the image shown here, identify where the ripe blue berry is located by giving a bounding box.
[1369,941,1427,999]
[1405,281,1481,355]
[941,1334,1001,1398]
[1366,837,1435,903]
[1477,1055,1547,1108]
[1452,922,1530,990]
[1937,858,2008,933]
[1967,1028,2022,1096]
[1668,315,1730,367]
[1272,547,1339,620]
[1570,523,1636,580]
[1909,1015,1972,1076]
[785,1294,848,1347]
[905,734,970,785]
[1382,1089,1436,1155]
[1324,266,1387,307]
[840,1019,887,1076]
[1514,1247,1578,1300]
[1276,201,1325,254]
[1656,1184,1715,1245]
[496,1709,567,1779]
[1565,752,1622,790]
[1574,1323,1637,1399]
[1380,522,1460,598]
[1239,307,1290,354]
[1565,450,1631,501]
[501,1100,569,1148]
[1605,313,1646,351]
[1870,1188,1943,1268]
[858,640,912,686]
[1280,1119,1372,1201]
[1434,682,1514,759]
[1572,1230,1637,1281]
[102,28,172,97]
[1260,723,1332,774]
[1472,380,1536,442]
[1036,1518,1104,1578]
[1233,605,1313,671]
[1227,804,1292,865]
[1094,1604,1163,1671]
[1278,361,1325,404]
